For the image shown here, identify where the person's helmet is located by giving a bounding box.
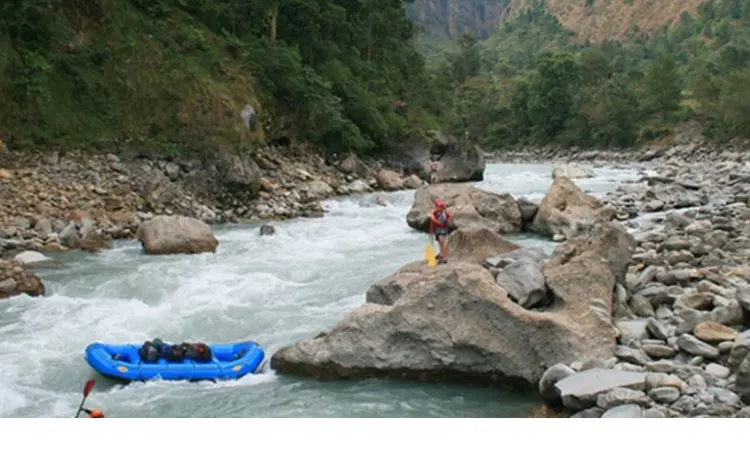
[433,199,446,210]
[89,409,105,418]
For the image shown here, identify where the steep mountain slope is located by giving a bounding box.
[407,0,509,40]
[510,0,705,42]
[407,0,509,57]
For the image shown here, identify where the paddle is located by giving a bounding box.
[74,379,96,418]
[425,236,437,268]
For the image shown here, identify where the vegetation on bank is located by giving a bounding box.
[3,0,750,158]
[434,0,750,150]
[0,0,443,156]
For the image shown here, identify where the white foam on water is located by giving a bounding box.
[474,163,649,201]
[0,162,644,418]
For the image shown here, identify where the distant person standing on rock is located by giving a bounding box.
[426,160,439,184]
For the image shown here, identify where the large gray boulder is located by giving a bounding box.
[428,131,486,183]
[366,228,521,307]
[136,215,219,255]
[532,176,614,240]
[384,131,485,182]
[215,147,262,194]
[495,257,548,309]
[271,224,629,387]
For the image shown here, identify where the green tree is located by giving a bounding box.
[692,65,721,113]
[450,32,482,84]
[579,75,640,147]
[642,56,682,123]
[526,52,581,140]
[706,69,750,140]
[578,47,613,86]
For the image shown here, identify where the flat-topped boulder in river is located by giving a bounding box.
[13,251,63,269]
[406,184,523,234]
[552,162,595,180]
[366,228,521,306]
[271,223,632,387]
[136,215,218,255]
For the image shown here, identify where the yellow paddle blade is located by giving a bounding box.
[425,242,437,268]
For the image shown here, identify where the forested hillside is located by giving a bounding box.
[433,0,750,149]
[5,0,750,157]
[0,0,442,156]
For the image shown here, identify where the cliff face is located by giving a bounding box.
[408,0,706,45]
[406,0,509,41]
[509,0,705,43]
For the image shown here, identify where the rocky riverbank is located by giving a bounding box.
[0,147,412,298]
[0,147,417,260]
[270,156,750,418]
[0,132,487,298]
[489,138,750,165]
[545,156,750,418]
[0,131,489,260]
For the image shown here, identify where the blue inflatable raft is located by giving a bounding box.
[85,340,266,382]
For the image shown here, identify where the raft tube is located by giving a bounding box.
[84,340,266,382]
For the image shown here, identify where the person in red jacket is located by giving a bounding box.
[429,199,452,264]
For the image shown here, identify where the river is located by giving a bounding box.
[0,162,646,418]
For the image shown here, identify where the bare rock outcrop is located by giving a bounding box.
[271,223,632,388]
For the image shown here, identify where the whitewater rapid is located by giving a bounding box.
[0,163,647,418]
